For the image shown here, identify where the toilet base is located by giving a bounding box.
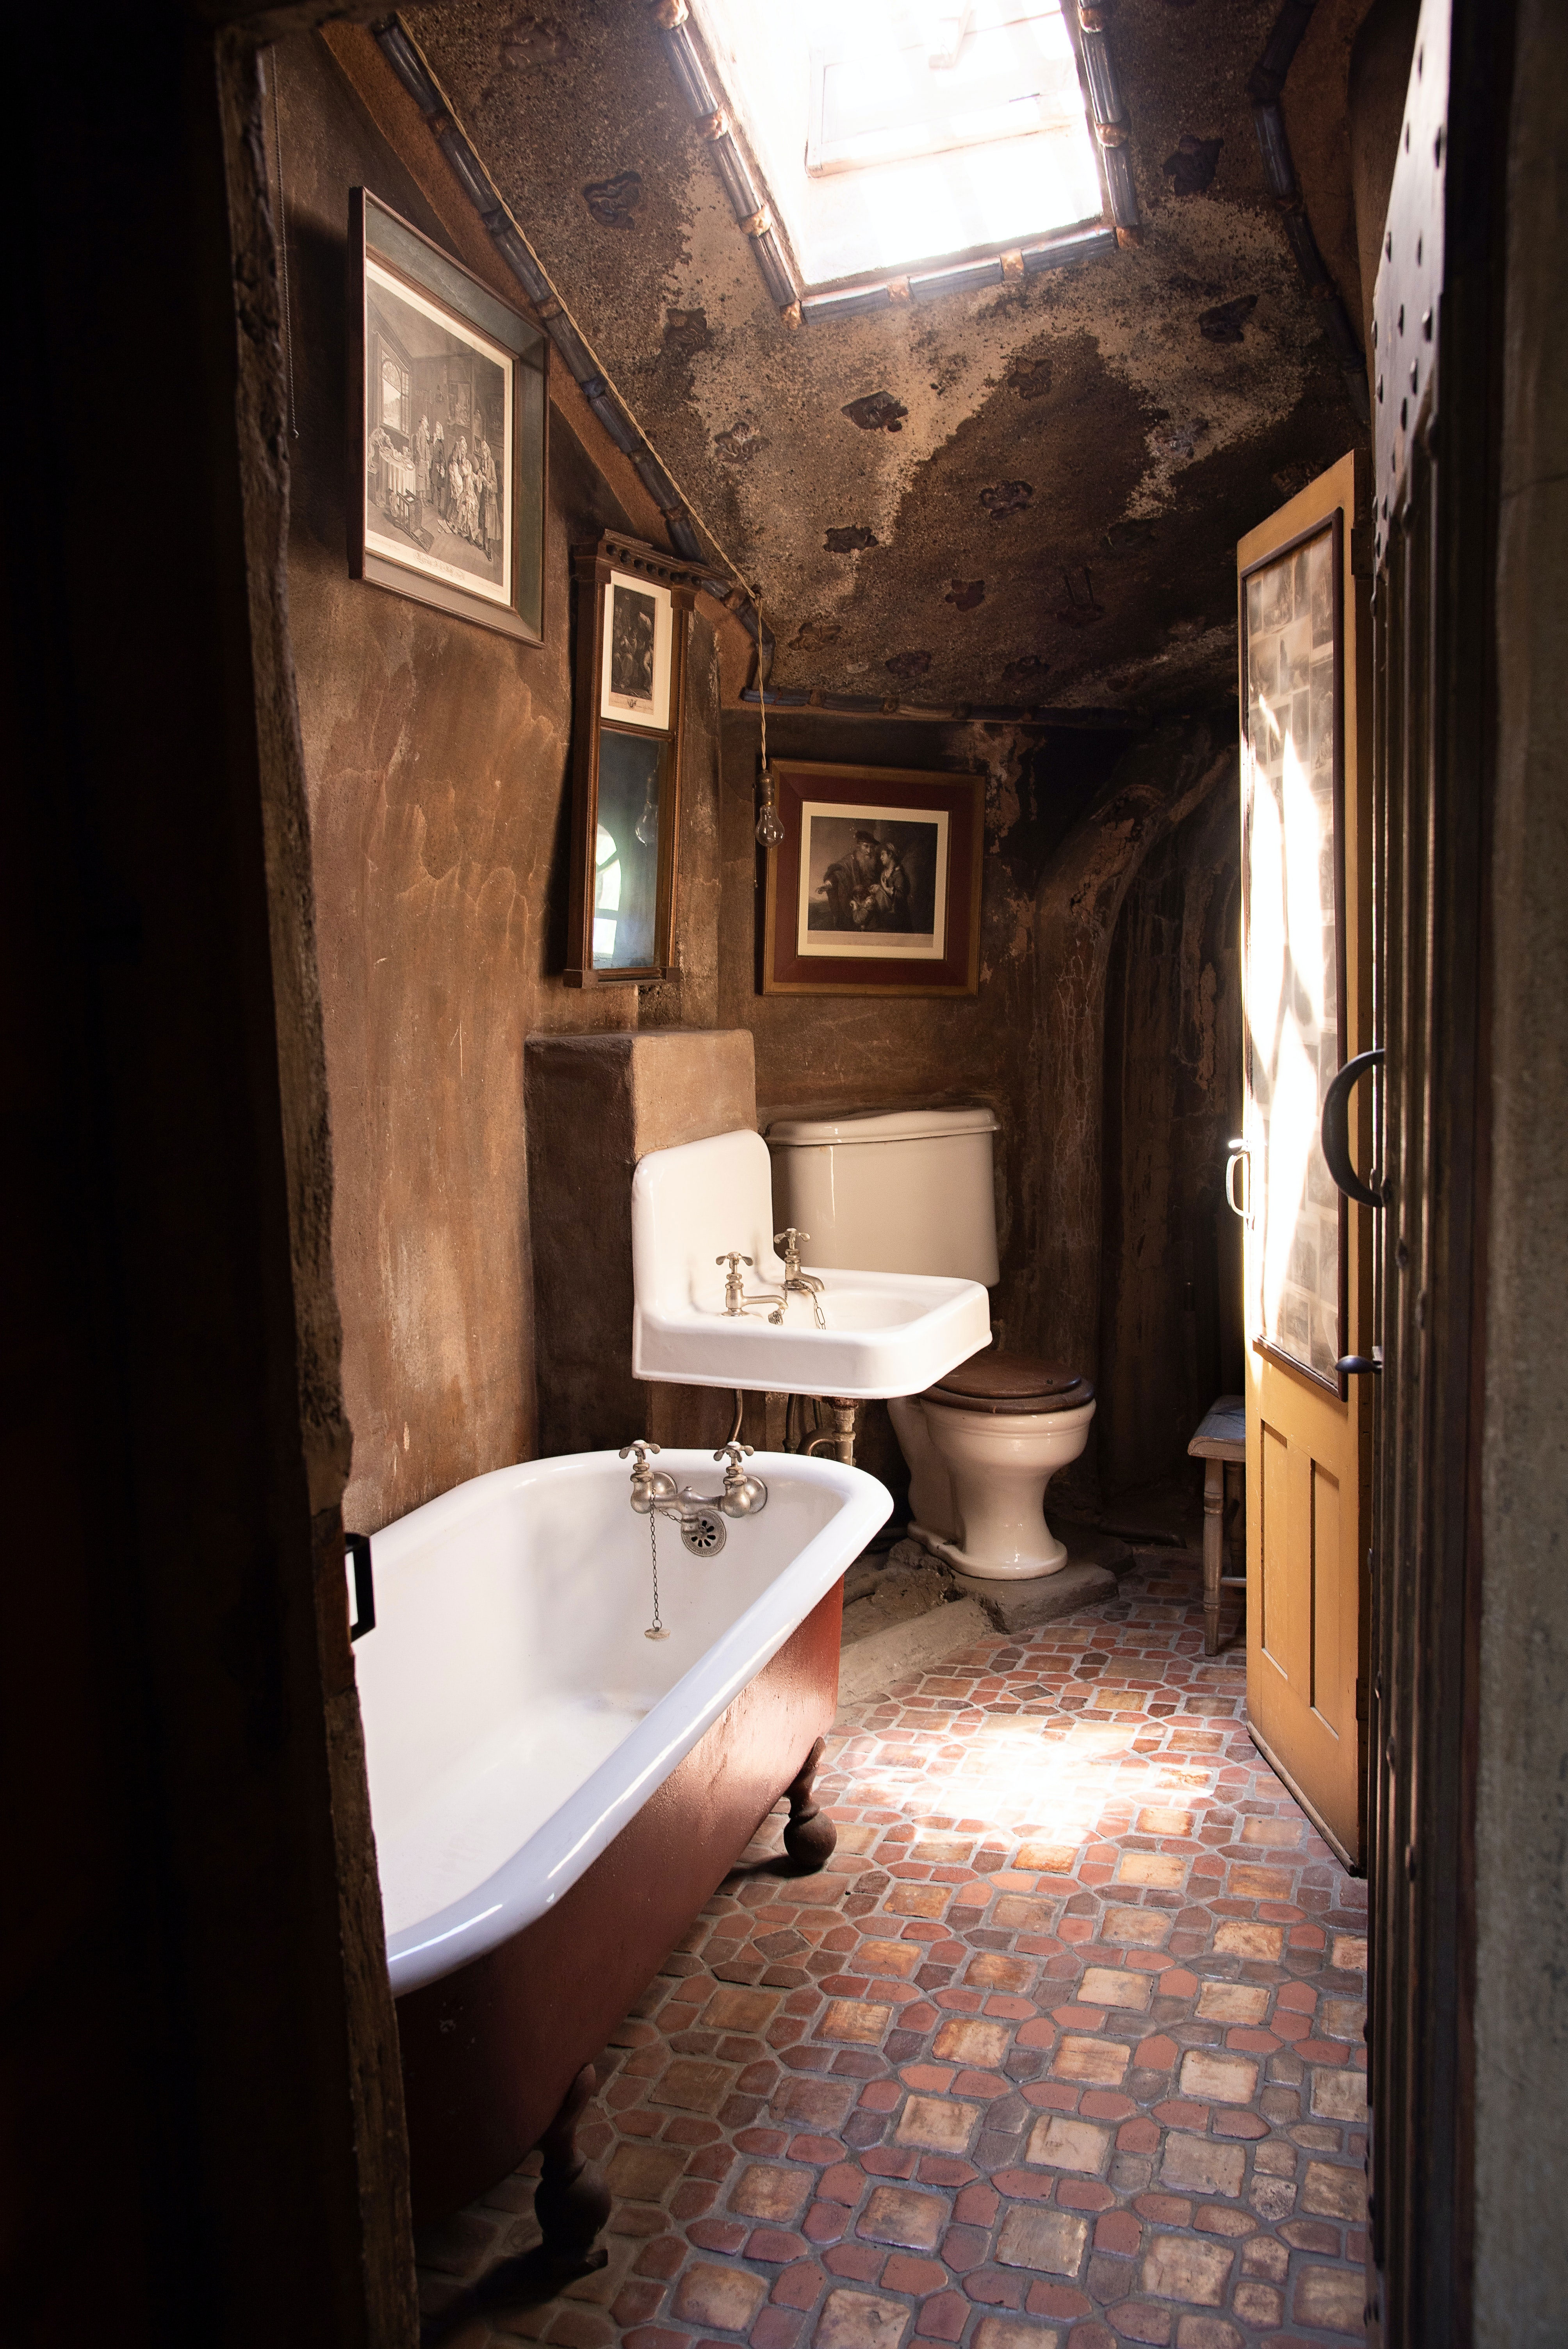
[908,1519,1070,1581]
[890,1391,1097,1584]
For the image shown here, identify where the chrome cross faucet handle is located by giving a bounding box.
[770,1230,827,1328]
[713,1441,768,1518]
[715,1251,754,1315]
[774,1229,822,1289]
[619,1440,677,1512]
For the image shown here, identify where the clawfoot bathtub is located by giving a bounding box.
[354,1447,888,2248]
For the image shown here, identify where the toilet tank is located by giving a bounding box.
[765,1105,1000,1285]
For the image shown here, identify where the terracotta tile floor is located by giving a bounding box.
[417,1560,1369,2349]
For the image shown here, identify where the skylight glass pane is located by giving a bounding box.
[810,5,1085,175]
[690,0,1104,291]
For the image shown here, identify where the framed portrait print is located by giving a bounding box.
[601,569,674,730]
[761,761,984,997]
[349,189,547,644]
[564,534,711,987]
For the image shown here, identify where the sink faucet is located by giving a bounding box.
[716,1250,787,1319]
[772,1230,827,1330]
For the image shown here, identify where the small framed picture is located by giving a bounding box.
[600,568,674,731]
[762,761,984,997]
[349,189,547,644]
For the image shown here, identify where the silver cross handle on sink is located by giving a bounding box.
[772,1230,827,1329]
[716,1249,787,1319]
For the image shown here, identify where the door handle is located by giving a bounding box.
[1321,1047,1384,1208]
[1224,1139,1252,1226]
[345,1531,375,1641]
[1336,1350,1382,1377]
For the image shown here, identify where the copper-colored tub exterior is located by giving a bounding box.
[394,1583,843,2222]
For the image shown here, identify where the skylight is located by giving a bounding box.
[688,0,1105,292]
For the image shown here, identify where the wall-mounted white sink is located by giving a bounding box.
[631,1130,991,1399]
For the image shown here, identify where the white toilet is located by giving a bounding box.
[765,1105,1095,1581]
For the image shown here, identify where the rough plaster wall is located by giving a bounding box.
[1099,773,1243,1498]
[1475,0,1568,2333]
[406,0,1369,715]
[275,37,720,1534]
[1026,718,1236,1510]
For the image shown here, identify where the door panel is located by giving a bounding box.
[1238,451,1372,1866]
[1363,1,1500,2335]
[1257,1417,1299,1685]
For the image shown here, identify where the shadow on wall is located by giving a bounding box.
[1099,774,1244,1501]
[1019,715,1240,1520]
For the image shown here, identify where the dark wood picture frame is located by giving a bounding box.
[761,761,984,998]
[1238,506,1349,1399]
[348,188,547,645]
[564,534,707,988]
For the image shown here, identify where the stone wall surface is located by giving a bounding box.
[1475,0,1568,2333]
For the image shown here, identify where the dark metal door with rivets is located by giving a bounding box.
[1363,0,1509,2340]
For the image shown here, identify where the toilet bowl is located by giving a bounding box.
[889,1354,1095,1580]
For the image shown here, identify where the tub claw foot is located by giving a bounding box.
[531,2063,611,2278]
[779,1736,836,1873]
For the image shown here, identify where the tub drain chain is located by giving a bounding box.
[645,1512,668,1641]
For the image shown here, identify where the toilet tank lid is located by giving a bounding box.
[765,1104,998,1148]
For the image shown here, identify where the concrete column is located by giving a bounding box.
[526,1028,757,1456]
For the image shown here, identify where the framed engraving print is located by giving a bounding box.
[761,761,984,997]
[349,189,547,643]
[600,569,674,731]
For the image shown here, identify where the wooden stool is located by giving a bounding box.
[1188,1396,1246,1656]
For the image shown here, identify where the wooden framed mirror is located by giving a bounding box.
[564,533,704,987]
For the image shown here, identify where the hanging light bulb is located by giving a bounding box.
[755,761,786,848]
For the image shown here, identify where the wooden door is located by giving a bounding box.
[1235,452,1373,1867]
[1363,0,1501,2338]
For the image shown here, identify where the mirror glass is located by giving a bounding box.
[592,731,666,971]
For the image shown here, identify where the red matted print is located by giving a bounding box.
[761,760,984,997]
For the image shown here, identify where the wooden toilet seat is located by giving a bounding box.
[923,1349,1094,1416]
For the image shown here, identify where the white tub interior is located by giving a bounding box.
[355,1447,888,1991]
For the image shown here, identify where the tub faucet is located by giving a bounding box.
[620,1438,769,1557]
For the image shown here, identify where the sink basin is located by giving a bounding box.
[631,1130,991,1399]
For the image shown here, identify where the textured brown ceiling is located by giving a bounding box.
[405,0,1373,715]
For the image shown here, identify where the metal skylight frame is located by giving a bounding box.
[645,0,1139,327]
